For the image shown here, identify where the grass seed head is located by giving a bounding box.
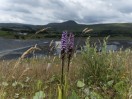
[84,29,93,34]
[35,27,50,34]
[82,28,89,33]
[20,45,41,59]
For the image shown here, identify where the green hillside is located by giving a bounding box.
[0,21,132,38]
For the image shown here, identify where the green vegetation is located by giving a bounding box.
[0,30,13,38]
[0,21,132,39]
[0,37,131,99]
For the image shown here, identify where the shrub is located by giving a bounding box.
[79,37,131,98]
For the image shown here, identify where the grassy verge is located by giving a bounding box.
[0,38,132,99]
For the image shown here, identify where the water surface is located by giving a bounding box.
[0,37,131,60]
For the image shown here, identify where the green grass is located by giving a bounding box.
[0,38,131,99]
[0,30,15,38]
[0,30,9,36]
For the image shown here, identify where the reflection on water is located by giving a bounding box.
[107,44,118,51]
[0,38,131,60]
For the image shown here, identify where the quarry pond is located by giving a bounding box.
[0,37,132,60]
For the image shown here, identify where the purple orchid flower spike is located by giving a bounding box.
[61,31,68,51]
[67,32,74,72]
[60,31,68,97]
[68,32,74,49]
[60,31,74,98]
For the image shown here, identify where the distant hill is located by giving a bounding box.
[47,20,78,26]
[46,20,84,32]
[0,23,37,30]
[45,20,132,37]
[0,20,132,37]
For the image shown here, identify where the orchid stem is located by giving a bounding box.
[61,49,65,99]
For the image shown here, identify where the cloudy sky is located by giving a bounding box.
[0,0,132,25]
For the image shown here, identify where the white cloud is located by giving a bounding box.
[0,0,132,24]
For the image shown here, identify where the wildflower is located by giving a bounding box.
[61,31,75,71]
[60,31,73,98]
[61,31,68,51]
[67,32,74,72]
[60,31,68,87]
[68,32,74,50]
